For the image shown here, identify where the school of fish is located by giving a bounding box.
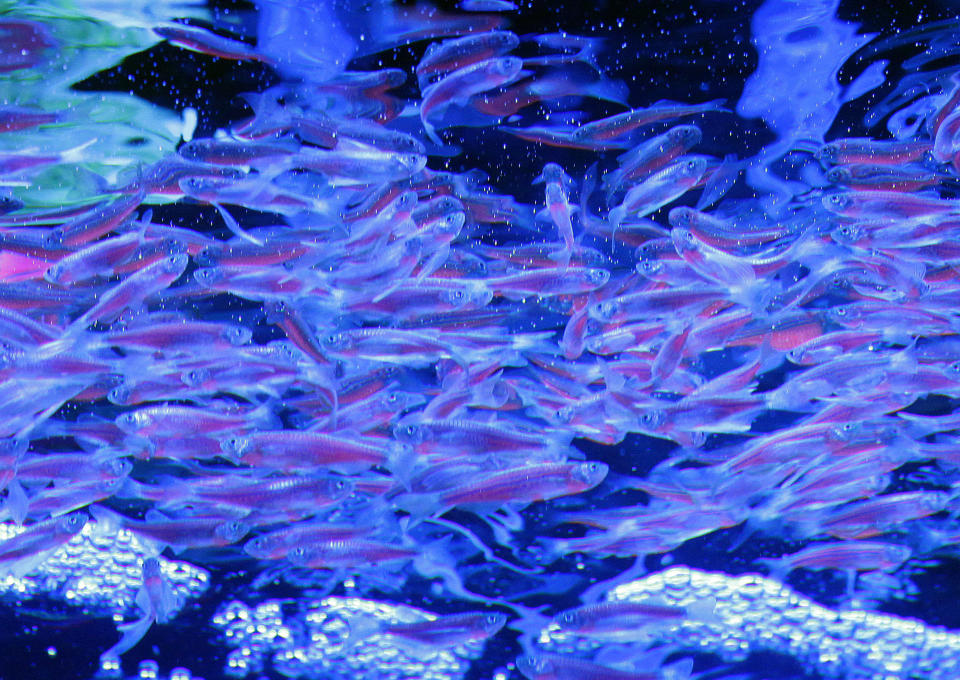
[3,0,960,679]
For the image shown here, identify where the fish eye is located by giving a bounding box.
[163,254,187,272]
[640,410,662,427]
[826,194,851,209]
[334,479,350,492]
[45,263,64,282]
[826,167,849,182]
[521,655,549,673]
[224,437,247,456]
[63,515,85,532]
[499,56,522,73]
[184,368,209,387]
[595,301,618,319]
[816,144,838,161]
[586,269,608,285]
[584,462,604,475]
[834,306,847,316]
[108,386,132,405]
[637,260,661,276]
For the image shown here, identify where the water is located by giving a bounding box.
[2,1,960,679]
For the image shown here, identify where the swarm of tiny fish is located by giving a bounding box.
[3,1,960,679]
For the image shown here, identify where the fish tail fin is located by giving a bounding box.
[100,614,155,666]
[341,615,383,652]
[385,443,418,491]
[213,202,263,247]
[685,596,722,625]
[393,491,441,519]
[754,557,789,582]
[4,479,27,525]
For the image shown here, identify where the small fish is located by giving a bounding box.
[0,512,86,576]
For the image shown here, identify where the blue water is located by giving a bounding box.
[3,1,960,679]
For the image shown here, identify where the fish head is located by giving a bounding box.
[825,304,861,327]
[830,222,863,245]
[396,153,427,175]
[243,535,271,558]
[497,31,521,50]
[58,513,88,535]
[177,140,204,162]
[382,390,426,412]
[99,457,133,479]
[943,360,960,381]
[460,255,493,278]
[496,56,524,77]
[43,229,65,249]
[214,519,250,544]
[160,253,189,275]
[442,285,470,307]
[554,609,585,631]
[220,436,250,459]
[669,124,702,146]
[115,410,149,433]
[573,461,609,488]
[394,421,428,445]
[516,653,553,680]
[583,268,610,288]
[99,477,127,495]
[327,477,355,500]
[482,612,508,635]
[0,347,21,370]
[826,166,852,184]
[142,557,162,579]
[222,325,253,346]
[555,405,575,425]
[322,332,352,352]
[636,259,664,279]
[680,157,708,178]
[393,190,419,214]
[588,299,620,322]
[638,408,665,431]
[194,246,220,267]
[107,385,133,406]
[287,545,313,566]
[822,193,853,213]
[815,143,840,163]
[160,237,187,256]
[667,206,696,229]
[181,367,211,388]
[434,211,466,237]
[535,162,565,185]
[44,261,67,285]
[193,267,224,286]
[671,227,698,252]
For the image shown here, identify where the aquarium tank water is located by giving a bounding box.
[1,1,960,679]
